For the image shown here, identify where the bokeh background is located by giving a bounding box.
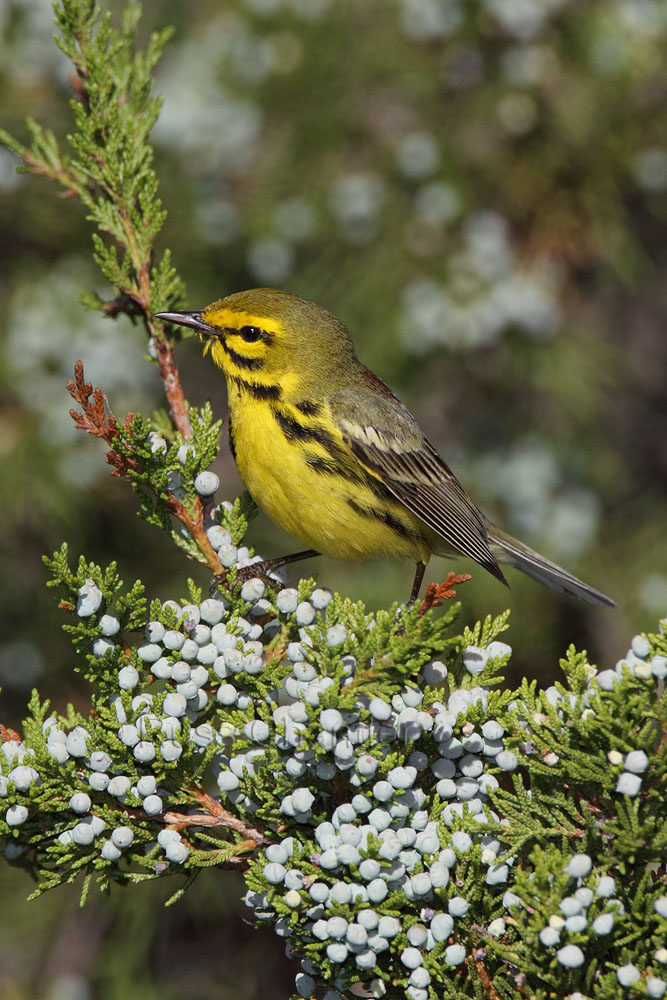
[1,0,666,997]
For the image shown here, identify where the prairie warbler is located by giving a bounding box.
[156,290,614,608]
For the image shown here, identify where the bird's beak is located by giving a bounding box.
[153,311,217,337]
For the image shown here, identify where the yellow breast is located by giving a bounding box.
[226,381,431,564]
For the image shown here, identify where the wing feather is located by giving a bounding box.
[328,380,507,583]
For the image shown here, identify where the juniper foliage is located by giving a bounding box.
[1,3,665,999]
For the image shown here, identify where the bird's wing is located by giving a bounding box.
[328,373,506,582]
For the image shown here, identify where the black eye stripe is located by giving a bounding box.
[219,338,265,371]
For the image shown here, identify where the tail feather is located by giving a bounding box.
[486,522,616,608]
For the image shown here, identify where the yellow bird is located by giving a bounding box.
[155,289,614,608]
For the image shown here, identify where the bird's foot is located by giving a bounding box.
[208,571,228,598]
[236,560,286,589]
[417,572,472,617]
[208,563,284,599]
[234,549,319,591]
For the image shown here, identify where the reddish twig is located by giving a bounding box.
[122,791,271,869]
[68,363,142,480]
[164,494,223,573]
[67,360,120,446]
[101,292,145,321]
[162,791,270,848]
[119,817,257,870]
[152,332,192,440]
[418,572,472,617]
[67,360,222,573]
[69,68,91,114]
[470,950,505,999]
[18,145,82,200]
[0,724,22,743]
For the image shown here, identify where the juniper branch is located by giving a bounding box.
[0,0,190,437]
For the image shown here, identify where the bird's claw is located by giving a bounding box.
[208,571,227,598]
[208,563,284,599]
[236,561,285,589]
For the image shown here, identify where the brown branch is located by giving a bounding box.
[163,492,222,573]
[471,950,504,1000]
[69,68,91,114]
[122,823,254,871]
[152,331,192,440]
[101,292,145,320]
[111,207,191,441]
[84,293,191,442]
[68,361,221,572]
[19,15,194,468]
[119,211,151,308]
[161,791,270,847]
[418,572,472,617]
[121,792,271,870]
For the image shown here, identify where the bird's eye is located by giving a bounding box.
[239,325,263,343]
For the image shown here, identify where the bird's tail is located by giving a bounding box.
[486,521,616,608]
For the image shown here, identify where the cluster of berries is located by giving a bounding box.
[2,509,664,999]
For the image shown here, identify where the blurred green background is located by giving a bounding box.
[1,0,666,996]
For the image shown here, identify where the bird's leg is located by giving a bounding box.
[210,549,320,595]
[241,549,320,581]
[406,561,426,610]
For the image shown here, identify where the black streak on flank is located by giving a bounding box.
[379,508,415,541]
[272,407,336,449]
[306,452,393,502]
[347,498,376,519]
[295,398,322,416]
[231,376,281,401]
[305,454,341,476]
[275,408,403,507]
[306,451,376,490]
[303,437,402,506]
[220,338,265,371]
[228,418,237,462]
[346,498,414,541]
